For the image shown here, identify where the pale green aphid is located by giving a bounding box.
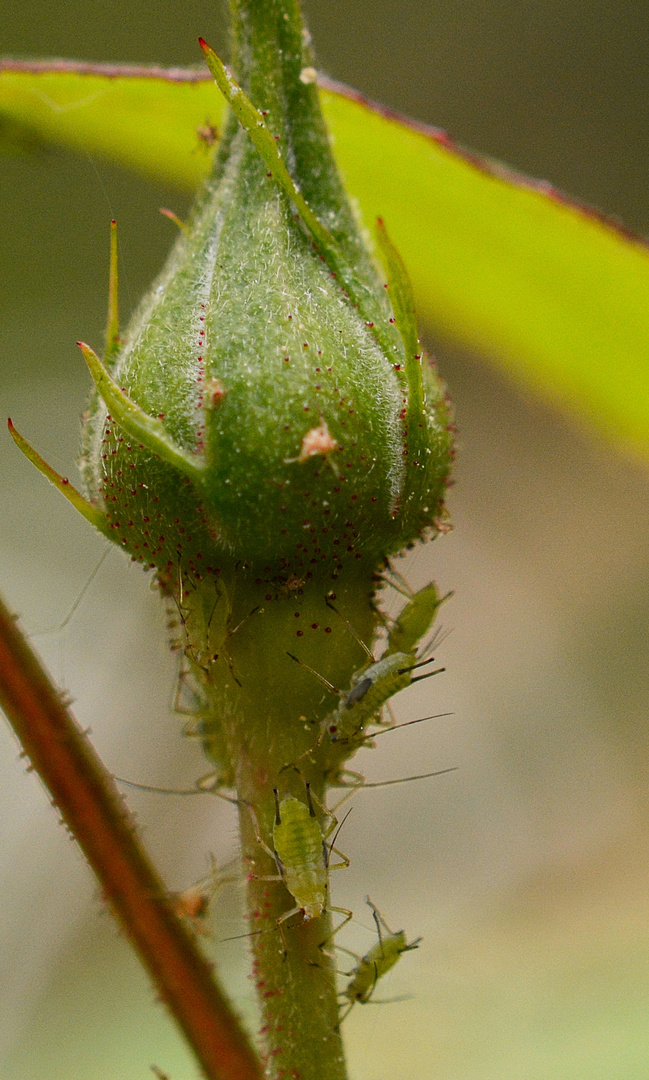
[318,581,450,748]
[384,580,448,657]
[337,897,422,1023]
[249,782,352,931]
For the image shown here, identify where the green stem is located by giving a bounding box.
[180,561,378,1080]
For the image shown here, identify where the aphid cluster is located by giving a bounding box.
[111,572,450,1023]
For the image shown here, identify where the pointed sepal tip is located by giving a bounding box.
[7,417,111,536]
[77,342,207,486]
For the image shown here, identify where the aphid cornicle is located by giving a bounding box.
[338,897,422,1022]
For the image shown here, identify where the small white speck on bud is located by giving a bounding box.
[299,66,318,85]
[284,418,341,475]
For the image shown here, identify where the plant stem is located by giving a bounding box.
[0,591,261,1080]
[180,563,378,1080]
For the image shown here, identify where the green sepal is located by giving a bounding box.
[104,219,120,366]
[8,418,112,536]
[78,341,207,485]
[375,217,429,473]
[376,217,421,392]
[198,39,400,365]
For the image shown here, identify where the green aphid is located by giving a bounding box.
[319,581,451,747]
[338,898,421,1022]
[250,783,352,930]
[323,650,437,745]
[384,581,448,657]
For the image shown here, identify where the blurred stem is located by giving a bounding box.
[0,591,261,1080]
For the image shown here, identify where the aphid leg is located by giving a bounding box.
[364,897,422,956]
[326,846,352,872]
[334,943,363,969]
[286,651,339,695]
[331,768,366,789]
[309,943,360,973]
[173,663,206,719]
[335,1000,356,1026]
[244,799,281,866]
[324,598,373,659]
[29,547,111,637]
[382,565,413,599]
[316,906,354,957]
[112,773,237,802]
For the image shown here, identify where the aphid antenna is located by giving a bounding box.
[364,896,423,952]
[365,895,392,942]
[113,774,239,804]
[217,904,353,948]
[340,767,457,793]
[352,994,413,1005]
[364,766,457,787]
[31,546,111,636]
[418,624,452,662]
[369,711,454,740]
[216,926,274,944]
[286,651,339,695]
[324,597,373,659]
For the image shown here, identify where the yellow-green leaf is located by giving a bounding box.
[1,60,648,457]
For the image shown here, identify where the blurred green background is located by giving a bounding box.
[1,1,649,1078]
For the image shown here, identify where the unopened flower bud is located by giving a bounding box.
[16,17,453,586]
